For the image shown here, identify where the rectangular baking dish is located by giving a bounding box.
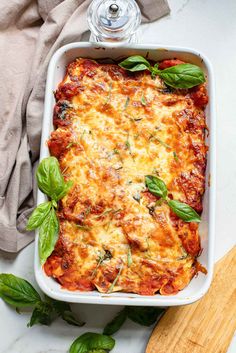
[34,42,216,306]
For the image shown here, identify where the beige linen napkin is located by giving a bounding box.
[0,0,170,253]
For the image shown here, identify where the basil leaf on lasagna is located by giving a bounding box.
[0,274,41,307]
[159,63,205,89]
[36,156,72,201]
[168,199,201,222]
[38,208,59,264]
[69,332,115,353]
[119,55,151,72]
[145,175,167,199]
[54,180,73,201]
[26,201,52,230]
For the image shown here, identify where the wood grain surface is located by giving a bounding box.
[146,246,236,353]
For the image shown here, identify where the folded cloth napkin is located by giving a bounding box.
[0,0,170,253]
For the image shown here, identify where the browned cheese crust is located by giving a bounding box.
[44,58,208,295]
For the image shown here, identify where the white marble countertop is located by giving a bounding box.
[1,0,236,352]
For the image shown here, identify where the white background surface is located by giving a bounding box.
[0,0,235,352]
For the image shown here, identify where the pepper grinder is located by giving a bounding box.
[87,0,141,43]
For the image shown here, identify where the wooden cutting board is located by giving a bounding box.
[146,246,236,353]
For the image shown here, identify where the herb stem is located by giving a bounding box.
[149,135,171,149]
[124,96,130,110]
[107,263,123,293]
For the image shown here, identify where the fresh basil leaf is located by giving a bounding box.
[38,208,59,264]
[159,63,205,89]
[88,350,107,353]
[69,332,115,353]
[126,63,150,72]
[0,274,41,307]
[119,55,151,72]
[145,175,167,199]
[168,199,201,222]
[151,63,160,79]
[36,157,72,201]
[28,301,53,327]
[126,306,165,326]
[103,308,127,335]
[26,202,52,231]
[51,299,85,326]
[61,310,85,327]
[54,180,73,201]
[52,199,58,208]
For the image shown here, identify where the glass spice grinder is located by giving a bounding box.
[87,0,141,43]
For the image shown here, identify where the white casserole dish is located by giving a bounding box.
[34,42,216,306]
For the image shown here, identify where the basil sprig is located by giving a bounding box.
[103,306,165,336]
[36,156,73,201]
[69,333,115,353]
[145,175,201,223]
[27,157,73,264]
[119,55,205,89]
[1,274,167,352]
[0,274,84,327]
[28,301,54,327]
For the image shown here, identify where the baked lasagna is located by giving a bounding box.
[44,57,208,295]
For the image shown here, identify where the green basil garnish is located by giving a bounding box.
[69,332,115,353]
[145,175,201,223]
[51,299,85,327]
[0,274,41,308]
[119,56,205,89]
[36,156,73,201]
[27,156,73,264]
[168,199,201,223]
[39,207,59,264]
[0,273,84,328]
[28,301,53,327]
[145,175,168,199]
[103,308,127,336]
[125,306,165,326]
[119,55,151,72]
[26,202,52,231]
[158,63,205,89]
[103,306,166,336]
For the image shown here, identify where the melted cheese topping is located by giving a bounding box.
[45,58,207,295]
